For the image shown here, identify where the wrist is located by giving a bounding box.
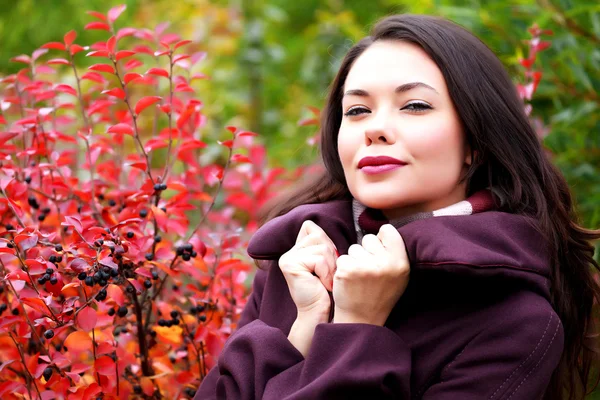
[333,309,385,326]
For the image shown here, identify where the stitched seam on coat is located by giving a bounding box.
[506,318,560,400]
[488,312,553,399]
[416,262,543,275]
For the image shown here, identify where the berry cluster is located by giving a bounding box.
[157,310,181,327]
[176,243,197,261]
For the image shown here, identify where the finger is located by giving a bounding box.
[297,245,337,291]
[295,220,317,243]
[361,233,386,256]
[347,243,371,262]
[295,221,338,252]
[377,224,408,260]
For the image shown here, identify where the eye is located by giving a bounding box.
[402,101,432,113]
[343,106,370,117]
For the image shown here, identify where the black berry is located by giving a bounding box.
[182,253,191,261]
[54,244,62,252]
[5,224,14,231]
[6,242,14,248]
[126,231,134,238]
[44,329,54,339]
[170,310,179,319]
[139,209,148,218]
[183,243,193,252]
[38,214,46,221]
[50,276,58,285]
[24,176,31,184]
[145,253,154,261]
[144,279,152,289]
[133,385,142,394]
[199,315,206,322]
[108,308,115,316]
[46,267,54,274]
[85,276,94,287]
[151,270,159,280]
[108,199,116,207]
[154,235,161,243]
[117,306,127,318]
[78,272,87,280]
[43,367,53,381]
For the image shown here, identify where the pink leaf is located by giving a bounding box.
[145,67,169,78]
[108,5,127,23]
[77,306,98,332]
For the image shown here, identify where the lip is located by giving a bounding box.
[357,156,407,169]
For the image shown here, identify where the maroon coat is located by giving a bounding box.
[194,200,563,399]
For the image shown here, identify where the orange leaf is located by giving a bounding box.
[154,326,182,346]
[107,123,134,136]
[64,330,92,353]
[21,297,48,314]
[106,284,125,306]
[77,306,97,332]
[135,96,161,115]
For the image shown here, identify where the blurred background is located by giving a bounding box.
[1,0,598,229]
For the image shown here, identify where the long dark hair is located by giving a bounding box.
[258,14,600,399]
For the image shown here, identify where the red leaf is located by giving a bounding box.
[70,44,85,56]
[87,11,107,21]
[55,84,77,96]
[95,356,115,375]
[232,154,251,163]
[86,50,110,58]
[81,72,106,84]
[107,123,134,136]
[146,67,169,78]
[135,96,161,115]
[108,5,127,23]
[123,73,143,84]
[174,40,192,49]
[144,138,168,152]
[0,132,19,145]
[101,88,126,100]
[64,30,77,46]
[46,58,70,65]
[88,64,115,74]
[68,258,90,273]
[218,139,234,149]
[106,36,116,54]
[127,162,147,171]
[238,130,259,137]
[115,50,136,61]
[42,42,66,51]
[14,233,38,251]
[77,306,98,332]
[85,21,111,31]
[63,215,83,234]
[173,54,190,63]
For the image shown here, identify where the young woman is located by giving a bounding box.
[195,14,600,400]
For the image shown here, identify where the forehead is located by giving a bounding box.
[344,40,446,91]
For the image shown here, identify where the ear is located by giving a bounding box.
[464,143,476,166]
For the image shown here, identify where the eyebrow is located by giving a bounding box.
[343,82,439,97]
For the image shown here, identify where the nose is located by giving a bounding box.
[364,109,396,145]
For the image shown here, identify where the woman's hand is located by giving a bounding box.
[333,224,410,326]
[278,220,339,318]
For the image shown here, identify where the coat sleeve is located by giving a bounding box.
[421,307,564,400]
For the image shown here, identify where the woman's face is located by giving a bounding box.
[337,40,471,219]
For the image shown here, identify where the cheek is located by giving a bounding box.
[408,118,464,165]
